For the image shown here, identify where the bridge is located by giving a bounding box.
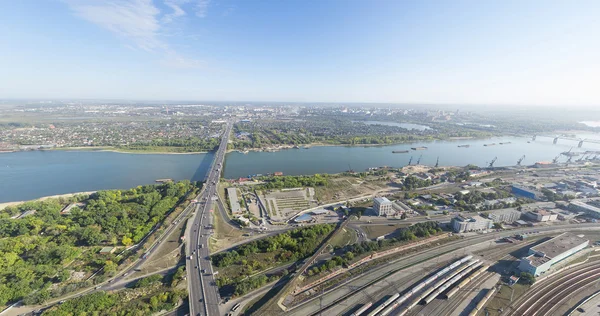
[186,120,233,316]
[532,135,600,147]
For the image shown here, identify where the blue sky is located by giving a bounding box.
[0,0,599,106]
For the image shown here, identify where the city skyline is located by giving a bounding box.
[1,0,599,107]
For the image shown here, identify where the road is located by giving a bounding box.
[187,120,233,316]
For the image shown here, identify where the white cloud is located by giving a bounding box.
[195,0,210,18]
[66,0,163,51]
[65,0,205,69]
[163,0,187,24]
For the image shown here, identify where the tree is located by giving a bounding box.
[104,260,118,275]
[121,236,133,246]
[401,212,408,220]
[519,272,536,285]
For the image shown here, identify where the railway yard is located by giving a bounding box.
[255,224,600,316]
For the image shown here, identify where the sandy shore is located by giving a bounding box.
[48,147,208,155]
[0,191,96,210]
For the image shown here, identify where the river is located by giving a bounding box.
[1,134,600,203]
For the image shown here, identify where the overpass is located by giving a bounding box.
[187,120,233,316]
[532,135,600,148]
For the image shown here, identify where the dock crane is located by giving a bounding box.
[408,156,413,166]
[488,157,497,168]
[435,157,439,168]
[517,155,525,166]
[552,155,560,163]
[416,155,422,165]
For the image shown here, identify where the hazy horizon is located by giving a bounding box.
[1,1,600,107]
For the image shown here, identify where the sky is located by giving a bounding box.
[0,0,599,107]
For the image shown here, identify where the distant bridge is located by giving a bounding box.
[532,135,600,147]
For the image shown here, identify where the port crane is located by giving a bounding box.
[552,155,560,163]
[566,156,573,164]
[416,155,422,165]
[517,155,525,166]
[488,157,497,168]
[408,156,413,166]
[435,157,439,168]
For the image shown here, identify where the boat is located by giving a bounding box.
[392,150,409,153]
[457,144,470,148]
[483,143,496,146]
[499,142,512,145]
[155,178,173,183]
[411,146,428,150]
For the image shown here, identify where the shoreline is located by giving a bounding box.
[225,135,507,153]
[3,147,209,155]
[0,191,96,210]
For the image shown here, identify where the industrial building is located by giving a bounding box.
[226,187,242,214]
[374,197,394,216]
[569,200,600,218]
[511,185,542,200]
[487,209,522,224]
[524,209,558,222]
[518,232,589,276]
[451,215,493,233]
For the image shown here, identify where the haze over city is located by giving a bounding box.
[1,0,600,106]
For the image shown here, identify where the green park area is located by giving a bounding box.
[42,267,188,316]
[210,224,335,297]
[0,181,196,308]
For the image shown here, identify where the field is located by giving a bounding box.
[329,227,358,248]
[210,202,246,252]
[314,176,390,203]
[361,223,413,239]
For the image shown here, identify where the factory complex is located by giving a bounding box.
[518,232,589,276]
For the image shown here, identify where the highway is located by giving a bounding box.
[187,120,233,316]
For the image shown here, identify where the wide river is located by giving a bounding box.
[1,133,600,203]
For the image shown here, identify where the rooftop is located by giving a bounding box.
[455,215,490,223]
[374,197,391,204]
[295,213,313,222]
[572,201,600,214]
[529,232,588,265]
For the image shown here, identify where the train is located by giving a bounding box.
[422,262,482,305]
[358,256,473,316]
[445,265,489,299]
[467,286,497,316]
[415,260,480,307]
[350,302,373,316]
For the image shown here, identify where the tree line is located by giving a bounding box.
[0,181,195,306]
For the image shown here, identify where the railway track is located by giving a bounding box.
[405,242,525,316]
[507,261,600,316]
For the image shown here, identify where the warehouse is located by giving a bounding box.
[451,215,493,233]
[518,232,589,276]
[487,208,522,224]
[511,185,543,200]
[569,200,600,219]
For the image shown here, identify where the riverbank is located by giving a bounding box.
[52,146,208,155]
[0,191,96,210]
[226,136,493,154]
